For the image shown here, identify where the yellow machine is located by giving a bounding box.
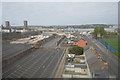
[34,42,43,49]
[68,41,74,44]
[67,40,74,44]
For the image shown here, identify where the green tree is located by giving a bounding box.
[107,32,117,35]
[68,46,83,55]
[99,26,106,38]
[93,26,106,39]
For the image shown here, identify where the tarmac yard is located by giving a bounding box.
[2,36,66,78]
[83,35,119,78]
[2,43,31,60]
[3,48,65,78]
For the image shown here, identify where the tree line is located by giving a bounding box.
[92,26,117,39]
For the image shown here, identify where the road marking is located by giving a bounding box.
[7,75,13,78]
[39,52,58,77]
[13,71,22,76]
[3,52,37,74]
[4,38,63,78]
[39,49,64,78]
[6,50,44,78]
[19,51,49,77]
[9,73,20,78]
[20,49,54,78]
[16,69,23,73]
[31,49,58,78]
[16,65,21,67]
[21,73,31,78]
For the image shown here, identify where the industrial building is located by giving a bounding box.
[1,21,30,33]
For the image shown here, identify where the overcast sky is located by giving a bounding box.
[2,2,118,26]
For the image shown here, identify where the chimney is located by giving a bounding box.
[24,21,28,30]
[5,21,10,28]
[1,25,4,28]
[5,21,11,32]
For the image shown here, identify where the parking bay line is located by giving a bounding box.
[30,49,58,78]
[3,50,42,75]
[24,49,56,78]
[39,49,63,78]
[6,49,46,78]
[39,53,58,77]
[19,49,54,78]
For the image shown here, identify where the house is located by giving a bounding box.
[65,63,88,74]
[73,39,87,47]
[74,65,87,74]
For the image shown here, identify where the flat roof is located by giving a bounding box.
[75,64,87,69]
[75,56,85,60]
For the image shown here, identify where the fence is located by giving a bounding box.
[98,40,118,52]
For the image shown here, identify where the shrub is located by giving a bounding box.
[68,46,83,55]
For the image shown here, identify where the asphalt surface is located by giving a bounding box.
[43,37,61,48]
[2,43,31,60]
[2,37,66,78]
[85,49,108,78]
[83,35,119,78]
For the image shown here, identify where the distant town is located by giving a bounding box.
[0,21,119,35]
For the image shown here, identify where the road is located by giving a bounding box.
[83,35,119,78]
[2,37,66,78]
